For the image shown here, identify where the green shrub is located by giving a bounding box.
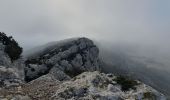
[114,76,139,91]
[0,32,22,61]
[143,92,156,100]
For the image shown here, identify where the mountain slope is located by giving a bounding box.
[98,43,170,99]
[0,37,167,100]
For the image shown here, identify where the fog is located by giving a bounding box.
[0,0,170,49]
[0,0,170,97]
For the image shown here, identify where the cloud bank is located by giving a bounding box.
[0,0,170,50]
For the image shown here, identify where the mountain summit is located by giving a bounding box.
[24,37,100,82]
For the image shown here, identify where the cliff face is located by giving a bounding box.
[24,38,100,82]
[0,37,167,100]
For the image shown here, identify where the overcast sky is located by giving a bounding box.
[0,0,170,50]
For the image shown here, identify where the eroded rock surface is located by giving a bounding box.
[0,66,22,88]
[25,38,100,82]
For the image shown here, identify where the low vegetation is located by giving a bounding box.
[143,92,156,100]
[114,76,139,91]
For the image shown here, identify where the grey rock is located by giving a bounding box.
[50,71,166,100]
[0,43,11,67]
[25,64,48,82]
[0,43,25,81]
[48,67,71,81]
[25,38,100,81]
[0,66,22,88]
[0,43,24,98]
[0,71,166,100]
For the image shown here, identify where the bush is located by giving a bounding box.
[143,92,156,100]
[114,76,139,91]
[0,32,22,61]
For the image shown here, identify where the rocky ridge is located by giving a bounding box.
[0,37,167,100]
[24,38,100,82]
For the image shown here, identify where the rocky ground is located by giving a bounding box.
[0,71,166,100]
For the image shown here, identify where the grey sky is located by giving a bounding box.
[0,0,170,50]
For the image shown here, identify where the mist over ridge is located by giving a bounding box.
[0,0,170,98]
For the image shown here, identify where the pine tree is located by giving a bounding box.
[0,32,23,61]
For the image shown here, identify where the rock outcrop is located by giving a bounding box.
[24,38,100,82]
[0,43,24,84]
[0,43,12,67]
[51,71,166,100]
[0,66,23,88]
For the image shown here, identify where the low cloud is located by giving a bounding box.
[0,0,169,51]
